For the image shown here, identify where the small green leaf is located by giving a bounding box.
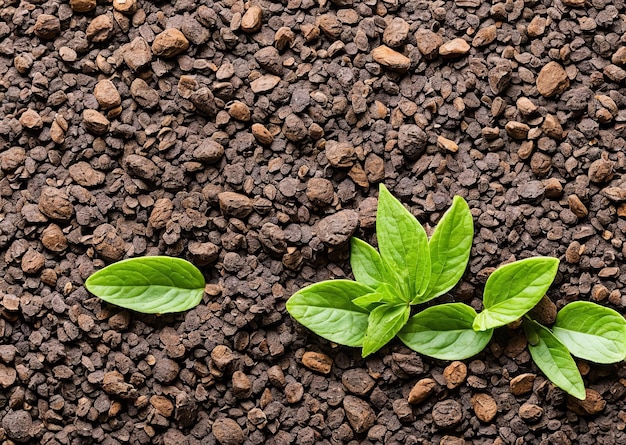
[552,301,626,364]
[85,256,206,314]
[523,319,586,400]
[377,184,430,300]
[398,303,493,360]
[420,196,473,303]
[350,238,387,288]
[362,303,410,357]
[353,283,405,310]
[286,280,372,347]
[473,257,559,331]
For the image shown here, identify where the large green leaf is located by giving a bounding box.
[350,237,387,288]
[523,319,586,400]
[377,184,430,300]
[398,303,493,360]
[85,256,206,314]
[473,257,559,331]
[552,301,626,364]
[362,302,410,357]
[286,280,372,347]
[420,196,473,303]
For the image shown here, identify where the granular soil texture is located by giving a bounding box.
[2,0,626,443]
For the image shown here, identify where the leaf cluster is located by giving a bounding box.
[286,184,626,399]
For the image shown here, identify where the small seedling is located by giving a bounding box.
[286,183,478,357]
[85,256,205,314]
[286,184,626,400]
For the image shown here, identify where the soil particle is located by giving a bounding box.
[232,370,252,399]
[241,4,263,33]
[38,187,74,221]
[342,368,376,396]
[316,210,359,246]
[439,38,470,57]
[93,223,126,262]
[415,29,443,60]
[408,378,437,404]
[325,141,356,168]
[537,62,570,97]
[124,37,152,72]
[343,395,376,433]
[152,29,190,58]
[285,381,304,403]
[471,393,498,423]
[218,192,253,218]
[443,361,467,389]
[371,46,411,72]
[86,14,115,43]
[69,162,106,187]
[2,410,33,442]
[301,351,333,374]
[130,78,160,109]
[70,0,96,12]
[33,14,60,40]
[21,249,45,274]
[519,402,544,422]
[398,124,427,159]
[212,417,244,445]
[432,399,463,428]
[82,109,110,135]
[18,109,43,130]
[567,389,606,415]
[153,357,180,384]
[0,363,17,388]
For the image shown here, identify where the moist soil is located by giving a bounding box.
[2,0,626,444]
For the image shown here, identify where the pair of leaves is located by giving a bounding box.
[287,184,475,357]
[85,256,206,314]
[524,302,626,400]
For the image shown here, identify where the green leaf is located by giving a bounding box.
[377,184,430,300]
[398,303,493,360]
[352,283,405,310]
[473,257,559,331]
[85,256,205,314]
[286,280,372,347]
[362,303,410,357]
[420,195,473,303]
[552,301,626,364]
[523,319,586,400]
[350,238,388,288]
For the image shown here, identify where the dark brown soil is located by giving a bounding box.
[1,0,626,444]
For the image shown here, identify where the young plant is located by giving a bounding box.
[85,256,205,314]
[286,183,477,357]
[468,257,626,400]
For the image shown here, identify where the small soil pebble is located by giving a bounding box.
[212,418,244,445]
[343,396,376,433]
[443,361,467,389]
[537,62,569,97]
[34,14,61,39]
[152,29,190,58]
[342,368,376,395]
[471,393,498,422]
[302,351,333,374]
[316,210,359,245]
[2,410,33,442]
[371,46,411,72]
[519,402,544,422]
[241,5,263,33]
[408,378,437,404]
[432,400,463,428]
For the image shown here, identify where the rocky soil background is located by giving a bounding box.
[2,0,626,443]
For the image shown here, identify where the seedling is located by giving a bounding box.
[85,256,205,314]
[286,183,479,357]
[286,184,626,400]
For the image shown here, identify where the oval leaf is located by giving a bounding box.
[473,257,559,331]
[377,184,431,301]
[523,319,586,400]
[399,303,493,360]
[350,238,388,288]
[362,303,410,357]
[552,301,626,364]
[421,196,473,303]
[85,256,205,314]
[286,280,372,347]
